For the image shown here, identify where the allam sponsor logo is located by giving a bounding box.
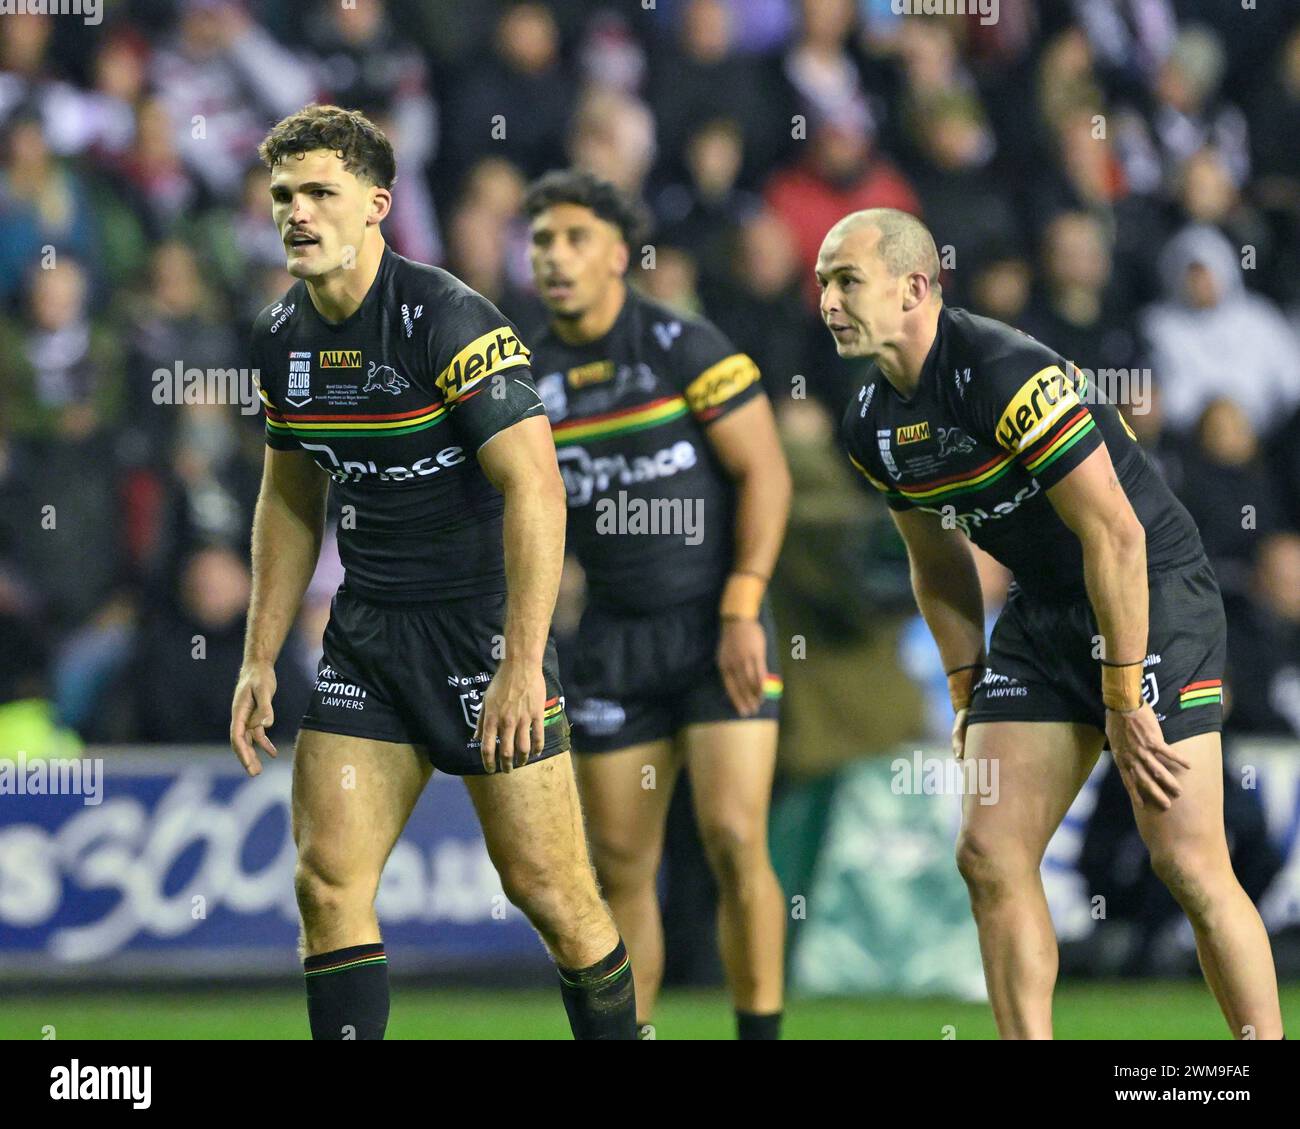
[896,421,931,445]
[320,350,362,368]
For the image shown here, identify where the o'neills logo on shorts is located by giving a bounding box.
[896,421,930,444]
[320,350,362,368]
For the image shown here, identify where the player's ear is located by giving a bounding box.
[367,186,392,226]
[902,270,930,311]
[613,239,630,277]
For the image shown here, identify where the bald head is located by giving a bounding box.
[816,208,943,362]
[824,208,941,291]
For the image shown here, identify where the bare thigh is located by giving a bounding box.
[681,720,778,855]
[464,752,605,912]
[573,740,680,878]
[291,730,433,952]
[1129,731,1230,870]
[960,721,1105,865]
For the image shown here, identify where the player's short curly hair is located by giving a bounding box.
[258,104,396,189]
[523,169,648,249]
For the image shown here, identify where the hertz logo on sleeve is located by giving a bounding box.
[320,350,362,368]
[996,365,1081,453]
[896,421,931,444]
[684,353,760,416]
[436,327,531,401]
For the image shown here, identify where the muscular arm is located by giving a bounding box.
[231,446,329,775]
[1047,444,1188,808]
[245,447,329,663]
[707,396,792,582]
[892,507,986,674]
[891,506,987,757]
[705,396,792,714]
[1046,444,1147,671]
[475,413,567,770]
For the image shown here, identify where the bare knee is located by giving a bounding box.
[295,854,372,925]
[955,831,1033,900]
[1148,847,1221,921]
[498,857,595,941]
[586,830,658,895]
[698,820,768,893]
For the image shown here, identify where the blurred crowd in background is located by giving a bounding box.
[2,0,1300,773]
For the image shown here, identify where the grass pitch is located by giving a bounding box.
[4,981,1296,1039]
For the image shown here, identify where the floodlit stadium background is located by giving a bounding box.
[1,0,1299,1038]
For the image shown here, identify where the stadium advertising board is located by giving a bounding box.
[0,749,547,979]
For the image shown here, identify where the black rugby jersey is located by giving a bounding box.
[841,305,1204,599]
[530,289,765,613]
[251,247,546,602]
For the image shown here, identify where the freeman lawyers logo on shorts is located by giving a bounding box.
[315,666,366,711]
[978,669,1028,699]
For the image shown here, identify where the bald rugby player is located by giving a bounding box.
[820,207,1282,1040]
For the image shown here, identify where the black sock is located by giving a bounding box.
[303,943,389,1040]
[557,939,637,1040]
[736,1010,782,1040]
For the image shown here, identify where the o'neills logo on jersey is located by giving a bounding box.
[896,421,930,445]
[436,327,531,401]
[320,350,361,368]
[996,365,1080,453]
[684,353,759,416]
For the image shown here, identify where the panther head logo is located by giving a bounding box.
[363,361,411,396]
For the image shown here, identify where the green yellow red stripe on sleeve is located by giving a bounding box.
[1179,679,1222,709]
[1020,408,1096,474]
[763,675,783,701]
